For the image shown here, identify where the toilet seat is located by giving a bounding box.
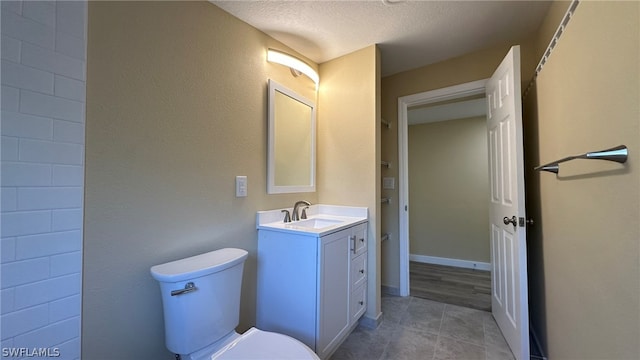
[207,328,319,360]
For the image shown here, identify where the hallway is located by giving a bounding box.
[331,295,514,360]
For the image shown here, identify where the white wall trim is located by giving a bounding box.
[410,254,491,271]
[397,79,488,296]
[381,285,401,296]
[523,0,580,99]
[360,311,383,329]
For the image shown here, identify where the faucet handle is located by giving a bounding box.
[281,210,291,223]
[301,206,309,219]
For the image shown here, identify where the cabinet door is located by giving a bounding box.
[257,231,318,349]
[317,229,350,358]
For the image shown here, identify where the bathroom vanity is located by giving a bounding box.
[256,205,368,359]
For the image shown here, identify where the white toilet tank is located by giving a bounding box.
[150,248,249,355]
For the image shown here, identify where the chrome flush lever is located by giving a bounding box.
[171,282,197,296]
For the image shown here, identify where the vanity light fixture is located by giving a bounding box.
[267,49,319,89]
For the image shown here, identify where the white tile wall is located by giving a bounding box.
[1,1,86,359]
[19,90,85,122]
[1,86,20,112]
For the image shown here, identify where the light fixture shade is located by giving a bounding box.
[267,49,319,87]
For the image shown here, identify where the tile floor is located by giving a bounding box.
[331,295,515,360]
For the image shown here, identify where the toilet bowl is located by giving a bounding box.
[203,327,318,360]
[150,248,319,360]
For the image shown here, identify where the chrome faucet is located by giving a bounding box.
[292,200,311,221]
[281,209,291,223]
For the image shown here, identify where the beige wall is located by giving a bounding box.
[317,45,382,321]
[524,1,640,358]
[84,2,323,359]
[408,116,489,263]
[380,38,537,290]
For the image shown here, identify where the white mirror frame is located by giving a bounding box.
[267,79,316,194]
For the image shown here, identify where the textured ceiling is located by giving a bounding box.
[211,0,552,77]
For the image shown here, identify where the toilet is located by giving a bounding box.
[150,248,319,360]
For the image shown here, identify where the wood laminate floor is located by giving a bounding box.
[410,261,491,312]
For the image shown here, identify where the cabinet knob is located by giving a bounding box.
[359,269,364,274]
[359,238,365,243]
[358,301,364,305]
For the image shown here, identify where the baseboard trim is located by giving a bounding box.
[381,285,400,296]
[360,311,382,329]
[410,254,491,271]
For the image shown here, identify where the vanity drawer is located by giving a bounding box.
[350,253,367,289]
[350,284,367,324]
[350,223,367,258]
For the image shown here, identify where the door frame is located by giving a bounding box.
[397,79,488,296]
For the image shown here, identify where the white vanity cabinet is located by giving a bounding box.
[257,221,368,359]
[349,223,367,324]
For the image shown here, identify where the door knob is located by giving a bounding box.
[503,216,517,227]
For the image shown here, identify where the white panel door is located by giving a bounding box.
[486,45,530,360]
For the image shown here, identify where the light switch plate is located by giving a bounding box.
[236,176,247,197]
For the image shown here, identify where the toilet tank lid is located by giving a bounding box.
[150,248,248,283]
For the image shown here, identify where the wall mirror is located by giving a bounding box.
[267,79,316,194]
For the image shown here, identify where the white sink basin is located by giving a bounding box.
[257,204,368,236]
[287,218,344,229]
